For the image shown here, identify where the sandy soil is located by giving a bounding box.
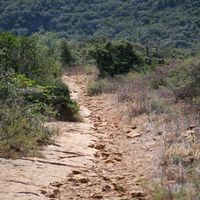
[0,71,163,200]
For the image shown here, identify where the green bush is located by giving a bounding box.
[87,79,110,95]
[60,39,74,67]
[88,40,142,77]
[16,78,79,121]
[0,32,61,84]
[167,55,200,100]
[0,103,55,158]
[0,33,79,158]
[44,83,79,121]
[0,76,56,158]
[0,33,79,121]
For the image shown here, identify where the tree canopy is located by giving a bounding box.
[0,0,200,49]
[88,40,142,77]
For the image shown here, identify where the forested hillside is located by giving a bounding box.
[0,0,200,49]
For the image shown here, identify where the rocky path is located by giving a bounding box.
[59,73,163,200]
[0,71,163,200]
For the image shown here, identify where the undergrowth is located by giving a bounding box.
[0,33,79,158]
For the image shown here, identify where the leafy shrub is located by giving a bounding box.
[0,103,55,158]
[0,33,79,121]
[0,32,61,84]
[45,83,79,121]
[17,79,79,121]
[0,75,56,158]
[60,39,74,67]
[88,40,142,77]
[0,33,79,158]
[87,79,110,95]
[167,55,200,100]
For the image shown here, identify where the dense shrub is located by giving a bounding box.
[23,82,79,121]
[87,79,110,95]
[0,33,79,120]
[0,32,61,84]
[167,55,200,100]
[60,39,74,67]
[0,33,79,157]
[0,76,54,158]
[88,40,142,77]
[0,103,54,158]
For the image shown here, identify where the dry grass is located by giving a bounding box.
[108,71,200,199]
[72,64,200,199]
[116,73,172,120]
[151,108,200,200]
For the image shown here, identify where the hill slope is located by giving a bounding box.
[0,0,200,48]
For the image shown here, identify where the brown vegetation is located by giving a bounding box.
[86,57,200,199]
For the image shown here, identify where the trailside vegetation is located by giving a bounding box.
[88,40,143,77]
[0,32,79,158]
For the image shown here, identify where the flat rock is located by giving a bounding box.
[127,133,141,139]
[68,175,89,184]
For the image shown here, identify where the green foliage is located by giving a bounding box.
[0,32,79,157]
[0,0,200,49]
[24,82,79,121]
[0,32,39,78]
[0,33,79,120]
[0,32,61,84]
[0,75,54,158]
[167,55,200,99]
[60,39,74,67]
[0,103,55,158]
[88,40,142,77]
[87,79,110,96]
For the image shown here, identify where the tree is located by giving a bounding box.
[88,40,142,77]
[0,32,38,76]
[60,39,74,67]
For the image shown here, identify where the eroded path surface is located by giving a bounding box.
[0,74,97,200]
[0,72,163,200]
[59,73,163,200]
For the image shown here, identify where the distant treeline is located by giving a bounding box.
[0,0,200,49]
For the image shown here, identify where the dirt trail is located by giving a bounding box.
[0,71,162,200]
[0,74,97,200]
[59,72,163,200]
